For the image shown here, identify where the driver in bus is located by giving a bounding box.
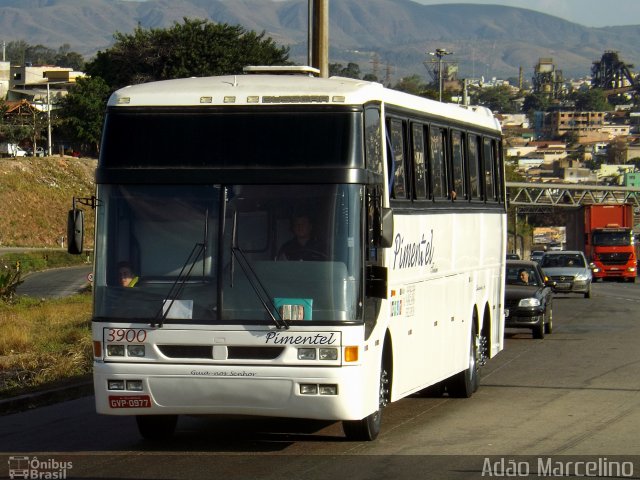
[118,261,139,287]
[277,213,327,261]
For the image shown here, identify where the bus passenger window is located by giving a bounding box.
[467,134,481,199]
[429,127,446,199]
[412,124,427,199]
[483,137,495,201]
[389,119,407,199]
[451,130,465,200]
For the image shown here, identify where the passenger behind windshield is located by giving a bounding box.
[277,213,327,261]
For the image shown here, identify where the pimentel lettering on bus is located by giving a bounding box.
[392,230,435,270]
[264,332,338,345]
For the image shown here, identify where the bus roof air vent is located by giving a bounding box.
[243,65,320,77]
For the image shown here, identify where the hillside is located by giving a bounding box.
[0,156,96,248]
[0,0,639,79]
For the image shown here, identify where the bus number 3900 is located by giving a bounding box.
[106,328,147,343]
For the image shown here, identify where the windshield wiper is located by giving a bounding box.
[231,245,289,330]
[152,242,205,328]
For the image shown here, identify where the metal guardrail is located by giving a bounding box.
[506,182,640,209]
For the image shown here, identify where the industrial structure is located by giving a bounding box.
[591,50,636,94]
[532,58,564,99]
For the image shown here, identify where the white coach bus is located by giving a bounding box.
[69,66,506,441]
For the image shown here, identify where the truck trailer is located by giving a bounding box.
[584,204,636,282]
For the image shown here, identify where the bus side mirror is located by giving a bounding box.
[67,208,84,255]
[376,208,394,248]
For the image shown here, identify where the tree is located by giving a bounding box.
[57,77,111,156]
[472,85,516,113]
[86,18,290,90]
[4,41,84,69]
[572,88,611,111]
[329,62,361,79]
[522,92,551,113]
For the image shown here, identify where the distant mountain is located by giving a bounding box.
[1,0,639,81]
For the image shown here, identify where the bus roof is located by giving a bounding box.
[108,74,501,132]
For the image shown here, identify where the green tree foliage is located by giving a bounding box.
[329,62,361,79]
[571,88,611,111]
[5,41,85,70]
[86,18,290,90]
[57,77,111,156]
[472,85,516,113]
[522,92,551,113]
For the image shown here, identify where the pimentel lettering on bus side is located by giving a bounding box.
[264,332,337,345]
[392,230,435,270]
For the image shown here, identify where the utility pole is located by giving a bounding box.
[311,0,329,77]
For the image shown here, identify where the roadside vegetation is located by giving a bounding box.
[0,293,92,399]
[0,156,95,399]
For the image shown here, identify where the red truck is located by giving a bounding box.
[584,204,637,282]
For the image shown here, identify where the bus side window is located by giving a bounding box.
[451,130,465,200]
[467,134,482,199]
[411,123,427,199]
[429,126,447,199]
[483,137,495,202]
[389,118,407,199]
[364,106,383,175]
[494,139,504,204]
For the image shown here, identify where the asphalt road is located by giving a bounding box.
[1,281,639,479]
[15,264,92,298]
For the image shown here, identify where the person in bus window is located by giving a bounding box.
[277,214,327,261]
[118,261,139,287]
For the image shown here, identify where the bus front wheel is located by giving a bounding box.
[136,414,178,441]
[342,366,389,441]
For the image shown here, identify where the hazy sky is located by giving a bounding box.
[411,0,640,27]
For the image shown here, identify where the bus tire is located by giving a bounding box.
[136,414,178,441]
[446,323,480,398]
[342,364,389,441]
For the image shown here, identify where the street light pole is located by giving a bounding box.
[46,82,52,156]
[429,48,453,102]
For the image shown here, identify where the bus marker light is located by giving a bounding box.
[344,346,358,362]
[93,341,103,358]
[300,384,318,395]
[247,96,260,103]
[127,345,146,357]
[200,96,213,103]
[298,348,316,360]
[106,344,125,356]
[108,380,125,390]
[117,97,130,104]
[332,96,346,102]
[319,384,338,395]
[224,96,236,103]
[319,348,338,360]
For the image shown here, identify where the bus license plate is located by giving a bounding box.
[109,395,151,408]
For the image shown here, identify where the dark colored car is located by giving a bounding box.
[505,260,554,339]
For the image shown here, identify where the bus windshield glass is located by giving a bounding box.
[93,184,363,324]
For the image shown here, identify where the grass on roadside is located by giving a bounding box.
[0,293,93,398]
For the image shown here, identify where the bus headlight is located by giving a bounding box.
[106,344,125,356]
[126,380,143,391]
[319,348,338,360]
[127,345,146,357]
[300,384,318,395]
[108,379,125,390]
[297,348,316,360]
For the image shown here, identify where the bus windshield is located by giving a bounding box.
[94,184,364,324]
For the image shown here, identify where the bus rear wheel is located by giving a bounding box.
[343,366,389,441]
[136,414,178,441]
[446,323,480,398]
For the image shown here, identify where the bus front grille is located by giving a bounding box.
[157,345,284,360]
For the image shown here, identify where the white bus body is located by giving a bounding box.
[83,72,506,441]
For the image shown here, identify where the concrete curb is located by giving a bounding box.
[0,377,93,416]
